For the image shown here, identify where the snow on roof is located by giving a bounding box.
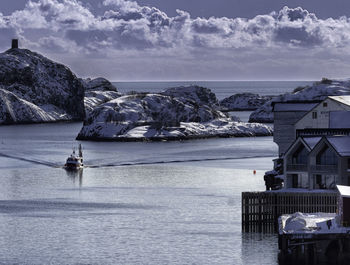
[329,95,350,107]
[279,212,347,235]
[337,185,350,198]
[303,137,322,150]
[326,136,350,156]
[330,111,350,129]
[273,103,318,112]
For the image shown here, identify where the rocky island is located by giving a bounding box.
[219,93,274,111]
[77,86,273,141]
[0,46,85,124]
[83,77,121,114]
[0,41,273,141]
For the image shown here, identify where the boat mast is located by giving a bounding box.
[78,144,83,157]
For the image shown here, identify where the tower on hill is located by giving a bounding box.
[11,39,18,49]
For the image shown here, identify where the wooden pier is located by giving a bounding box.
[242,191,337,232]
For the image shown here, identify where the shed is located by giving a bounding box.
[336,185,350,226]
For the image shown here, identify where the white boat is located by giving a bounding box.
[65,144,83,170]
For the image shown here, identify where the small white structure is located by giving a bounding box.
[336,185,350,227]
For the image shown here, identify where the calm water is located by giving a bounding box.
[0,81,308,264]
[0,123,277,265]
[114,80,314,99]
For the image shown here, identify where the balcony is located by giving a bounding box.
[310,164,338,173]
[286,164,307,171]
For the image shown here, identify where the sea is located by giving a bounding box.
[0,81,313,265]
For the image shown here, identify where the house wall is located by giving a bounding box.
[274,111,309,156]
[295,98,350,130]
[339,156,350,185]
[286,173,308,188]
[308,141,340,189]
[343,197,350,226]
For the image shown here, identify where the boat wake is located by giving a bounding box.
[0,152,59,167]
[81,155,275,168]
[0,152,274,168]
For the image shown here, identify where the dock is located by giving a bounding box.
[242,191,337,232]
[278,212,350,265]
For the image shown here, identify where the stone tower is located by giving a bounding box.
[11,39,18,49]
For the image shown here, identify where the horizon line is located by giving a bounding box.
[110,79,319,83]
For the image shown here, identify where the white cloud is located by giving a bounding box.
[1,0,350,79]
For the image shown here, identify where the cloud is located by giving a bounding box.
[4,0,350,51]
[1,0,350,80]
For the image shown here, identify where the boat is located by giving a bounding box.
[64,144,83,170]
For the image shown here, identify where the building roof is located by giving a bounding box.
[326,136,350,156]
[337,185,350,198]
[303,137,322,150]
[283,136,321,158]
[329,95,350,107]
[273,102,319,112]
[330,111,350,129]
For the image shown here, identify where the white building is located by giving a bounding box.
[295,96,350,137]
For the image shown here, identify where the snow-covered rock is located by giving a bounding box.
[161,85,219,107]
[77,87,272,141]
[220,93,274,111]
[82,77,117,92]
[249,79,350,123]
[83,77,121,113]
[0,48,85,124]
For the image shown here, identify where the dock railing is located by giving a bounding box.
[242,191,337,232]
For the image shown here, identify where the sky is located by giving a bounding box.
[1,0,350,81]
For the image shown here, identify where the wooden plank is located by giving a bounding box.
[241,191,337,232]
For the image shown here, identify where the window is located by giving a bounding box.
[312,112,317,119]
[316,145,337,165]
[292,145,308,164]
[316,174,326,189]
[323,102,328,107]
[292,174,298,188]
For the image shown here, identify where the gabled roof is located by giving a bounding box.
[303,137,322,150]
[284,136,321,158]
[329,96,350,107]
[326,136,350,156]
[337,185,350,198]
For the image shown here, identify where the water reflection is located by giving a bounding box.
[241,232,278,265]
[65,169,83,187]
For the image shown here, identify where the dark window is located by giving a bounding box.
[316,145,337,165]
[316,175,322,185]
[323,102,328,107]
[348,159,350,169]
[316,174,325,189]
[292,174,298,188]
[292,145,308,164]
[312,112,317,119]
